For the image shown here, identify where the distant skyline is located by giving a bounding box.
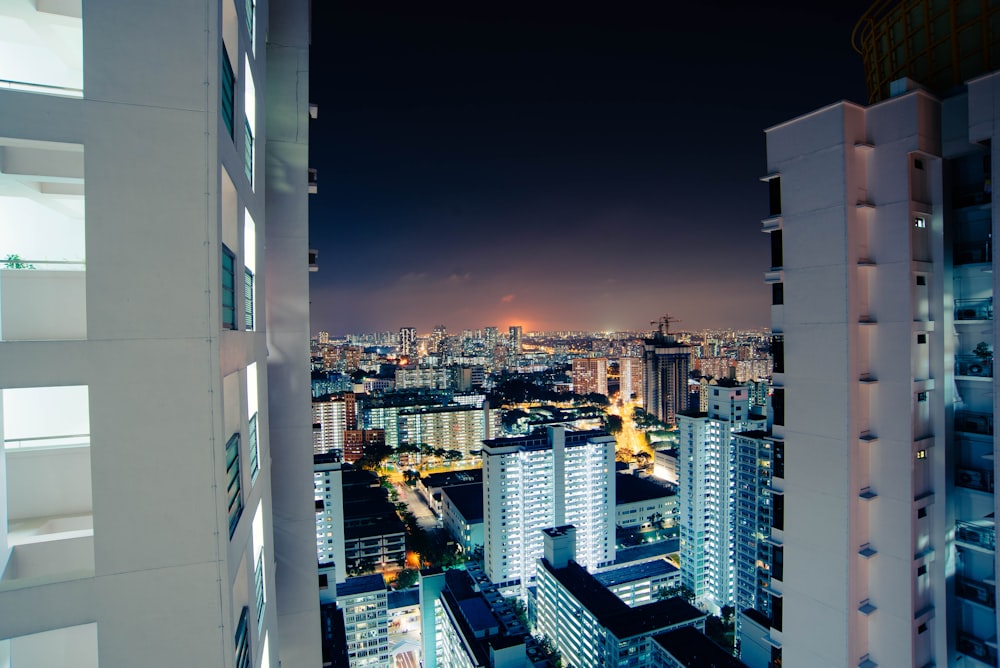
[308,3,871,334]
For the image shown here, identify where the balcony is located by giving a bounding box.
[958,632,998,666]
[957,520,996,551]
[958,467,995,494]
[957,411,994,437]
[958,356,994,379]
[0,2,82,97]
[957,576,997,608]
[956,299,993,322]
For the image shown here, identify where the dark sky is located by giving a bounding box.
[308,2,871,335]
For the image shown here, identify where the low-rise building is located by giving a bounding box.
[594,559,681,607]
[535,526,706,668]
[441,482,484,554]
[653,448,679,484]
[616,473,677,529]
[651,625,746,668]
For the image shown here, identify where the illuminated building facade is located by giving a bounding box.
[619,355,644,404]
[572,356,609,396]
[0,0,319,665]
[508,325,523,355]
[399,326,417,358]
[677,385,765,613]
[481,426,616,590]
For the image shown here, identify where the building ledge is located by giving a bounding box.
[859,600,877,615]
[859,544,877,558]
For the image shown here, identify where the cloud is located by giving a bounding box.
[447,272,472,283]
[500,293,516,303]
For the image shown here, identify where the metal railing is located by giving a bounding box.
[956,298,993,321]
[956,411,994,436]
[956,520,996,551]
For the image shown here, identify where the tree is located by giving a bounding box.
[444,449,462,461]
[403,469,421,486]
[394,568,419,590]
[604,414,623,435]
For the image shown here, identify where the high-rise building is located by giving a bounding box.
[313,392,358,456]
[619,356,644,404]
[677,384,765,613]
[643,319,691,425]
[399,326,417,358]
[336,575,389,667]
[0,0,319,665]
[508,325,523,356]
[732,431,778,625]
[761,5,1000,665]
[430,324,447,353]
[314,453,347,584]
[481,426,616,590]
[572,356,609,396]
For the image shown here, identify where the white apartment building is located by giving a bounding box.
[762,19,1000,666]
[677,384,764,613]
[337,575,389,668]
[481,426,616,590]
[0,1,319,666]
[314,453,347,583]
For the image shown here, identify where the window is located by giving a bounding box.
[916,449,927,460]
[768,177,782,217]
[914,216,926,228]
[917,506,927,519]
[771,595,783,632]
[222,245,236,329]
[772,546,784,581]
[916,275,926,286]
[244,119,254,186]
[221,46,236,139]
[255,551,266,628]
[771,494,784,531]
[772,335,784,373]
[226,433,243,538]
[772,283,784,306]
[772,388,785,426]
[917,392,927,402]
[917,623,927,634]
[772,440,784,478]
[770,229,783,268]
[914,159,924,170]
[244,269,254,330]
[235,606,252,668]
[917,334,927,344]
[247,364,260,483]
[917,564,927,577]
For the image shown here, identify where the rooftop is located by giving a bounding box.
[616,473,675,504]
[541,559,704,639]
[652,625,745,667]
[421,468,483,488]
[442,483,484,522]
[388,588,420,609]
[337,574,387,598]
[613,538,679,566]
[594,558,678,588]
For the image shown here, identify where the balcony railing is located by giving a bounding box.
[957,355,994,378]
[958,632,998,666]
[956,411,994,436]
[956,520,996,551]
[956,298,993,321]
[957,576,997,608]
[958,467,995,493]
[956,241,993,265]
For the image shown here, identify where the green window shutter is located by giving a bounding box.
[222,246,236,329]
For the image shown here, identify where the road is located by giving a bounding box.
[394,480,439,532]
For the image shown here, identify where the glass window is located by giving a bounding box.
[222,245,236,329]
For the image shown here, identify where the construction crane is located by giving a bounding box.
[650,313,681,337]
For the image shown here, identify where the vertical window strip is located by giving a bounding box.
[244,120,254,186]
[221,47,235,139]
[255,551,265,627]
[222,246,236,329]
[235,606,252,668]
[244,268,254,330]
[226,433,243,538]
[245,0,255,45]
[249,412,259,483]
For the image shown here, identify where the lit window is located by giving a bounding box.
[914,216,926,228]
[916,449,926,460]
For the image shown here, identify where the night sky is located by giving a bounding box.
[308,2,871,335]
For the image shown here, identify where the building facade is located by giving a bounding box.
[643,333,691,425]
[0,1,318,665]
[572,357,609,396]
[677,384,765,613]
[337,575,389,668]
[762,13,1000,664]
[481,426,616,589]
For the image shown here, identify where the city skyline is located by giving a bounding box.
[307,2,871,335]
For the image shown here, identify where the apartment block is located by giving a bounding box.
[482,426,616,590]
[0,0,318,665]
